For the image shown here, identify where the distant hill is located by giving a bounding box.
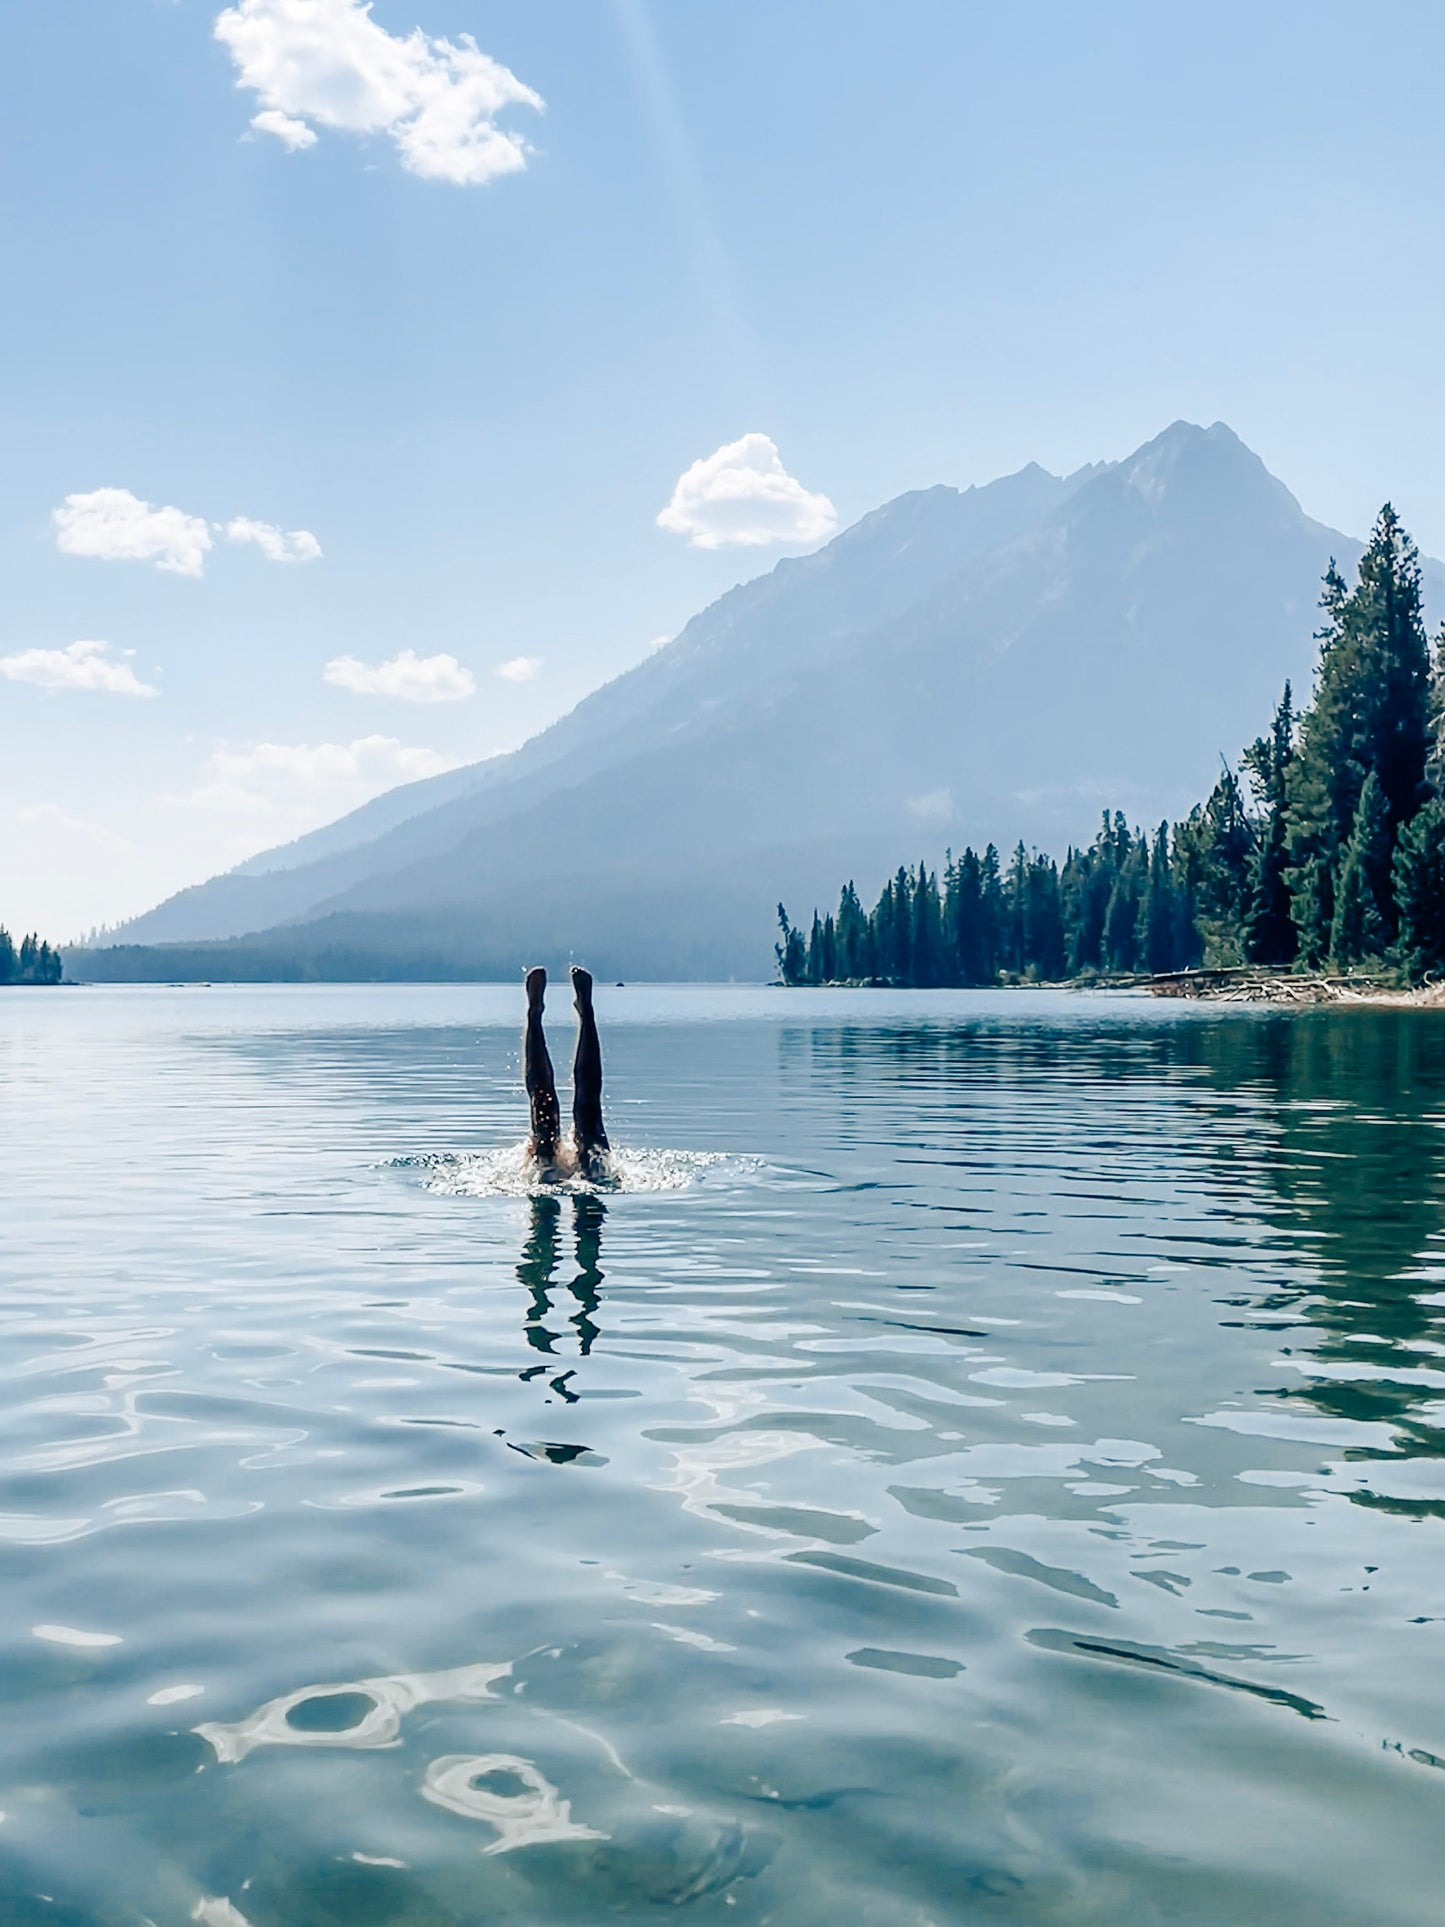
[74,422,1443,983]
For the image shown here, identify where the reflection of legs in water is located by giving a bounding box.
[570,966,611,1179]
[569,1193,605,1355]
[524,967,563,1174]
[517,1194,562,1355]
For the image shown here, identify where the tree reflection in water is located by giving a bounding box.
[787,1008,1445,1519]
[1190,1011,1445,1516]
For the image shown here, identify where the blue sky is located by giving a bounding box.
[5,0,1445,938]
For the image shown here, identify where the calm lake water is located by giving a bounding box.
[3,984,1445,1925]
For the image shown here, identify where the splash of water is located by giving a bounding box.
[397,1143,758,1198]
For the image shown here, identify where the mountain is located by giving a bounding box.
[76,423,1442,982]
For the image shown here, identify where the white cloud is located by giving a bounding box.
[0,640,157,698]
[193,735,455,819]
[54,489,324,576]
[225,516,322,563]
[324,648,475,702]
[656,433,838,551]
[214,0,544,185]
[250,107,317,150]
[54,488,213,577]
[493,655,542,683]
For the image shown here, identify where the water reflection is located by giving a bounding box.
[1188,1012,1445,1515]
[517,1195,606,1401]
[793,1008,1445,1518]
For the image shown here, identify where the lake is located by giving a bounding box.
[2,983,1444,1924]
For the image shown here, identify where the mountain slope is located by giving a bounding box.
[115,459,1088,946]
[81,423,1439,981]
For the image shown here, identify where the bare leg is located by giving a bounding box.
[570,966,611,1179]
[524,967,562,1173]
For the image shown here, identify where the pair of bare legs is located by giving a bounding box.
[524,965,611,1181]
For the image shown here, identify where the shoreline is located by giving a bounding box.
[1143,968,1445,1007]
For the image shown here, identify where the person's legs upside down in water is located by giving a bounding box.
[570,966,611,1180]
[524,967,563,1177]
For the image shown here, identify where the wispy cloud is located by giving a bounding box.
[193,735,456,820]
[225,516,322,563]
[494,655,542,683]
[54,489,213,577]
[324,648,475,702]
[214,0,544,185]
[0,640,157,697]
[54,489,321,576]
[657,434,837,550]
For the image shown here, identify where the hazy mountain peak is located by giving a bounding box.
[1079,417,1305,531]
[93,420,1427,976]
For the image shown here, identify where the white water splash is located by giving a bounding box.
[401,1143,756,1198]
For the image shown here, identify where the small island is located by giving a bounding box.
[0,927,63,985]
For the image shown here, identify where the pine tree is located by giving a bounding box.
[775,905,807,985]
[1175,767,1252,964]
[1287,514,1431,952]
[1002,843,1029,976]
[979,845,1004,981]
[911,863,943,985]
[835,882,868,979]
[1393,801,1445,979]
[1243,684,1297,965]
[1330,771,1390,966]
[1102,843,1143,972]
[1138,823,1182,974]
[1427,623,1445,800]
[1025,854,1067,979]
[0,927,14,984]
[949,848,987,984]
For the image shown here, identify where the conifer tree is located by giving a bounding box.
[1175,768,1252,964]
[1330,770,1391,966]
[1242,684,1297,964]
[775,905,806,985]
[1393,801,1445,978]
[835,882,868,979]
[979,846,1004,980]
[1287,514,1431,950]
[949,848,987,984]
[1025,854,1067,979]
[911,863,943,985]
[1138,823,1182,974]
[1003,843,1029,975]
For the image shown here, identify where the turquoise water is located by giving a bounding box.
[3,984,1445,1925]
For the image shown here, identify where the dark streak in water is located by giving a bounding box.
[1027,1629,1330,1720]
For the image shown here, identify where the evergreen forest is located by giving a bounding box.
[777,506,1445,988]
[0,928,64,985]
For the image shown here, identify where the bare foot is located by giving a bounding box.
[570,964,593,1012]
[525,965,547,1013]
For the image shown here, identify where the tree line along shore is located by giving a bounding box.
[777,506,1445,998]
[0,929,62,985]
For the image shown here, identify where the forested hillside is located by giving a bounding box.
[779,507,1445,986]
